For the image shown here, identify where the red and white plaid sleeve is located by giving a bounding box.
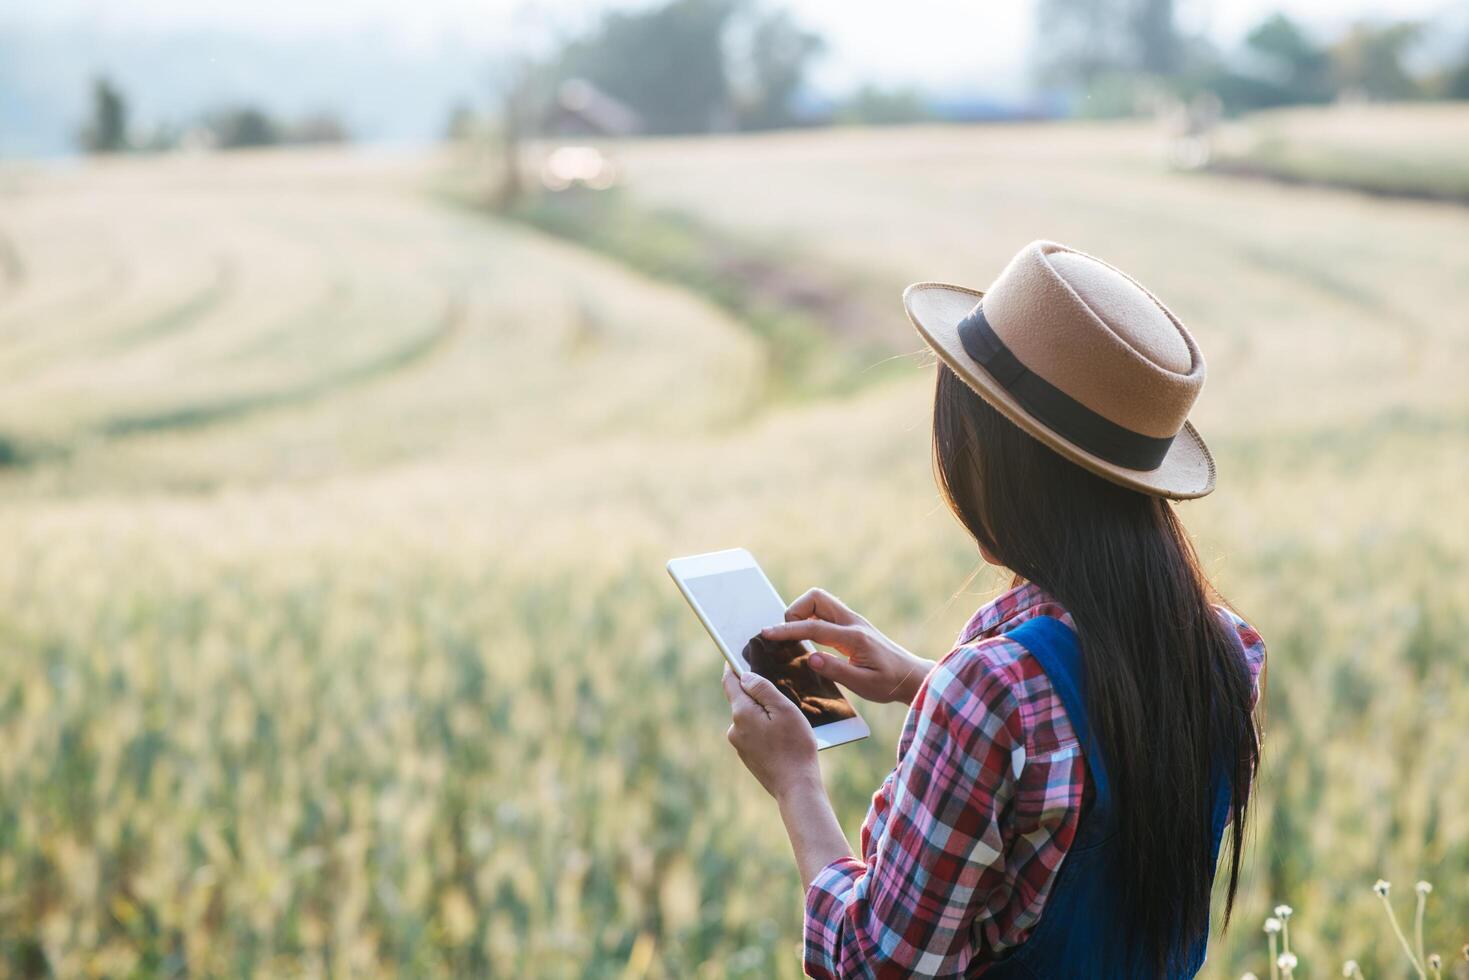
[802,635,1082,978]
[1219,607,1267,701]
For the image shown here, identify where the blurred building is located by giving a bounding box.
[538,78,642,191]
[543,78,642,140]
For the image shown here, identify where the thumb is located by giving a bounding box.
[808,651,864,688]
[739,669,784,708]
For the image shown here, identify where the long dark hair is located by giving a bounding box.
[931,364,1259,973]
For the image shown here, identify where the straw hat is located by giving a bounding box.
[904,240,1214,499]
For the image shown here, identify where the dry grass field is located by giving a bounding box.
[0,113,1466,977]
[1208,103,1469,201]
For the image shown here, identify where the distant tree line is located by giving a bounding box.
[1038,0,1469,115]
[83,0,1469,161]
[448,0,942,198]
[79,77,350,155]
[79,78,130,154]
[509,0,829,136]
[461,0,1469,144]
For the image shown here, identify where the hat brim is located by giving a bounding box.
[904,281,1216,500]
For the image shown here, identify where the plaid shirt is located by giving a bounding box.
[803,581,1267,979]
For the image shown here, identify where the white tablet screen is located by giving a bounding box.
[684,567,857,728]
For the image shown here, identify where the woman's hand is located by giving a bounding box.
[761,588,935,706]
[723,665,821,801]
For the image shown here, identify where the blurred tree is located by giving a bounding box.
[835,85,933,126]
[1183,66,1293,113]
[135,124,179,153]
[80,76,129,154]
[1171,12,1430,114]
[1245,14,1334,103]
[493,63,534,210]
[553,0,740,134]
[208,107,280,148]
[288,113,350,144]
[1036,0,1184,87]
[1449,45,1469,99]
[1132,0,1180,75]
[1329,21,1424,100]
[1036,0,1136,87]
[444,101,476,142]
[730,8,825,130]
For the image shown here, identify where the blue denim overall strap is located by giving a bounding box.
[978,615,1235,979]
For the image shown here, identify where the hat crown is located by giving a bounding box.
[1045,251,1192,374]
[978,241,1204,440]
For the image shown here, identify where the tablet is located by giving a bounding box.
[668,548,869,750]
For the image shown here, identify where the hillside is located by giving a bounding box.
[1,119,1466,975]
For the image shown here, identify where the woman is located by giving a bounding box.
[722,241,1267,978]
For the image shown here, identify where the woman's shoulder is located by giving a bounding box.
[937,610,1071,699]
[929,598,1264,740]
[1213,604,1268,690]
[929,634,1030,718]
[932,612,1079,754]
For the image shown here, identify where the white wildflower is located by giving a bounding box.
[1274,904,1294,919]
[1373,878,1391,896]
[1278,951,1298,970]
[1264,916,1282,934]
[1415,880,1433,895]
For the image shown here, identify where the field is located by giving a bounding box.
[1208,103,1469,201]
[0,113,1466,977]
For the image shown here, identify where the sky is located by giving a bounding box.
[0,0,1463,155]
[4,0,1458,93]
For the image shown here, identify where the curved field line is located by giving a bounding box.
[1081,193,1427,343]
[100,256,235,352]
[1206,157,1469,206]
[0,250,131,339]
[1234,242,1424,334]
[223,278,354,361]
[0,227,24,291]
[97,292,467,438]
